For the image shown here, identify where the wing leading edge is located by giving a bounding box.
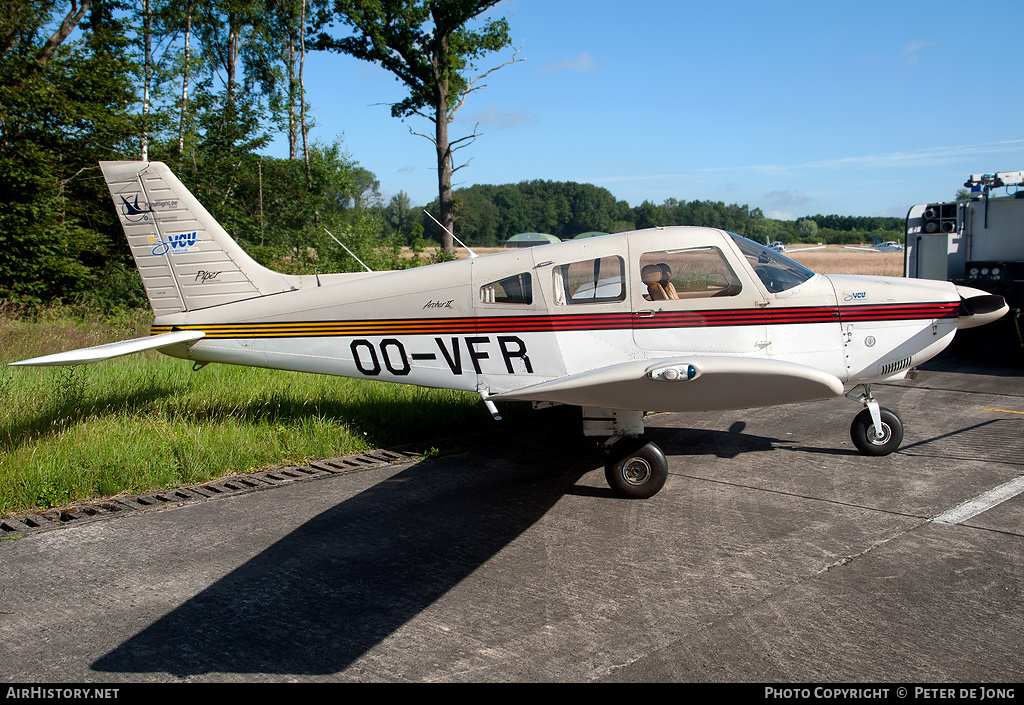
[491,356,845,412]
[7,330,206,367]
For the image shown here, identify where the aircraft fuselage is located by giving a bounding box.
[150,228,963,412]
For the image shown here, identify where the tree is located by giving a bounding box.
[797,218,818,241]
[0,1,141,307]
[312,0,520,253]
[385,190,413,237]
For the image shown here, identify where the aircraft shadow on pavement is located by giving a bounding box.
[646,421,790,460]
[89,417,824,677]
[91,429,598,677]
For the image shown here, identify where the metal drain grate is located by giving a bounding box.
[0,448,425,538]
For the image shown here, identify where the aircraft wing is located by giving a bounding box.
[490,356,845,412]
[787,245,827,252]
[8,330,205,367]
[841,245,879,252]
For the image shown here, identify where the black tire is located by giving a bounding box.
[850,407,904,456]
[604,440,668,499]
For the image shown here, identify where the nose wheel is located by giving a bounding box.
[602,437,668,499]
[847,386,904,456]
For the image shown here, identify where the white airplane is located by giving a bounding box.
[767,239,826,254]
[842,235,905,253]
[9,162,1009,499]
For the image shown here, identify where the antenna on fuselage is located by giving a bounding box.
[323,228,373,272]
[423,210,477,258]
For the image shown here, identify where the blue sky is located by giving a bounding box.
[271,0,1024,219]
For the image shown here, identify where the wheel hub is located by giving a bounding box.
[620,457,653,485]
[867,423,892,445]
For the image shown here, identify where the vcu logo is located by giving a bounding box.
[149,231,202,256]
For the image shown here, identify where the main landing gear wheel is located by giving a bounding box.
[850,407,904,456]
[604,439,668,499]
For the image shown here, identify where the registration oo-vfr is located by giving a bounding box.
[10,162,1009,499]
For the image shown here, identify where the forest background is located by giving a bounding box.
[0,0,906,313]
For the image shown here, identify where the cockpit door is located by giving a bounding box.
[628,230,769,356]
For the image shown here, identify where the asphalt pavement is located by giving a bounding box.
[1,348,1022,683]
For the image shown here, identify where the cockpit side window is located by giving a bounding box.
[639,248,741,301]
[480,272,532,304]
[552,256,625,305]
[728,233,815,293]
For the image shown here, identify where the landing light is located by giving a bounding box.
[649,364,698,382]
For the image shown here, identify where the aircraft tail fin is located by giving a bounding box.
[100,161,300,316]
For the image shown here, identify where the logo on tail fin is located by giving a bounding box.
[120,195,152,222]
[149,231,202,255]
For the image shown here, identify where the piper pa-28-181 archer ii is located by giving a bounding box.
[9,161,1010,498]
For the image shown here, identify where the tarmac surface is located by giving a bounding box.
[1,348,1022,683]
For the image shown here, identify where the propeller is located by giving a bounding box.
[955,286,1009,329]
[959,293,1007,317]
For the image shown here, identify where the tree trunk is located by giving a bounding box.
[226,13,240,108]
[35,0,92,65]
[299,0,310,185]
[177,2,192,160]
[435,102,454,253]
[287,27,297,160]
[141,0,152,161]
[433,36,454,254]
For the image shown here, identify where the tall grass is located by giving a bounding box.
[0,306,491,517]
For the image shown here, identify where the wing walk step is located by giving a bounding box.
[0,447,425,538]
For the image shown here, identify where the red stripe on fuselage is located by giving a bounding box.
[150,302,959,339]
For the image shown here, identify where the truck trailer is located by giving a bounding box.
[905,171,1024,349]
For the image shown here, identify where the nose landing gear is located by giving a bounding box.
[847,385,904,456]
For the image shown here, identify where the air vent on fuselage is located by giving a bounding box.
[879,357,913,377]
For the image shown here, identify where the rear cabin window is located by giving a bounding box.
[552,256,625,305]
[480,272,532,304]
[639,248,741,301]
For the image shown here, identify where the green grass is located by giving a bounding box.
[0,307,495,517]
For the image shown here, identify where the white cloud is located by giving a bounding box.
[902,40,935,69]
[463,103,539,130]
[536,51,598,74]
[765,190,809,207]
[701,140,1024,175]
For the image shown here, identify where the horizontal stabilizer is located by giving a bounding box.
[8,330,205,367]
[492,356,845,412]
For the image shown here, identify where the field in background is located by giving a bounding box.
[433,243,905,277]
[785,246,904,277]
[0,247,904,520]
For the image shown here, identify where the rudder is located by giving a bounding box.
[100,161,299,315]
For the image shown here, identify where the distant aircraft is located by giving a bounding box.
[767,238,826,254]
[842,235,905,253]
[8,162,1008,498]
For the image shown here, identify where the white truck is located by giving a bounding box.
[905,170,1024,348]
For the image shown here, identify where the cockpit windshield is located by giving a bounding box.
[727,233,816,293]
